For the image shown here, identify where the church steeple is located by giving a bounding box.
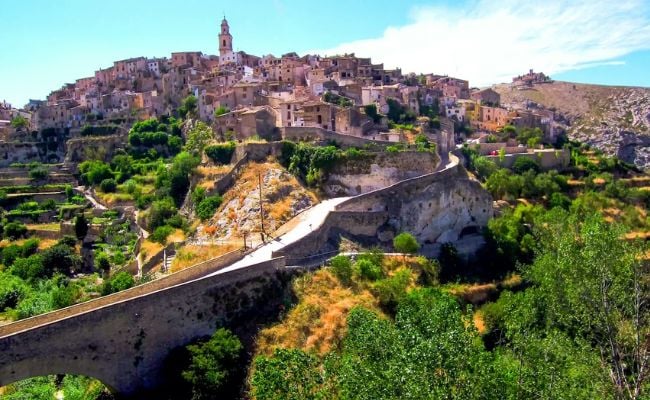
[219,17,233,56]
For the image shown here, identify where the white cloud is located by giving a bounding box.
[311,0,650,86]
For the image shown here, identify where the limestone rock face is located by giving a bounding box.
[324,151,438,196]
[336,162,493,246]
[494,81,650,169]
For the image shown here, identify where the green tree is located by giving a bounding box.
[393,232,419,254]
[182,328,242,400]
[10,115,28,130]
[214,106,230,117]
[41,244,82,277]
[512,156,540,174]
[99,178,117,193]
[102,271,135,295]
[3,222,27,240]
[205,142,236,165]
[528,211,649,398]
[74,214,89,241]
[329,255,353,286]
[251,348,326,400]
[363,104,381,124]
[196,195,223,221]
[184,121,214,156]
[179,95,198,118]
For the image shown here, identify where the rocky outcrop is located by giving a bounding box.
[324,151,439,196]
[495,82,650,168]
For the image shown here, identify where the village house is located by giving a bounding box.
[470,88,500,106]
[213,106,278,140]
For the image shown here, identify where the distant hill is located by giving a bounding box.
[493,81,650,168]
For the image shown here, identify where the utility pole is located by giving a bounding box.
[258,172,265,242]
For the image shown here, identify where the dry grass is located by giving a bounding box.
[167,229,185,244]
[0,237,58,250]
[446,283,498,305]
[140,240,164,263]
[255,269,382,356]
[25,223,60,232]
[567,179,585,187]
[197,165,232,177]
[170,243,238,272]
[624,231,650,240]
[96,191,134,206]
[473,311,486,334]
[209,159,318,237]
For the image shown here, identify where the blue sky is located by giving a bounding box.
[1,0,650,107]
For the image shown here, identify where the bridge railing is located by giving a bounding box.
[0,247,251,338]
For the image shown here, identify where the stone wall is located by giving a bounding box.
[486,148,570,170]
[0,257,287,397]
[0,142,65,167]
[275,156,493,261]
[281,127,389,149]
[64,135,128,167]
[324,151,439,196]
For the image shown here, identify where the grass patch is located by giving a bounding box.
[170,243,239,273]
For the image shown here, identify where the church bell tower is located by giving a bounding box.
[219,17,233,57]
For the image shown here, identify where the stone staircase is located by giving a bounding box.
[162,249,176,274]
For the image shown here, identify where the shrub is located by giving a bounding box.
[182,328,242,400]
[205,142,236,165]
[329,255,353,285]
[102,271,135,295]
[393,232,419,254]
[41,243,82,277]
[355,259,383,281]
[94,251,111,273]
[0,272,29,310]
[513,157,540,174]
[372,268,412,313]
[74,214,88,241]
[4,222,27,240]
[99,178,117,193]
[29,167,48,180]
[151,225,174,244]
[196,195,223,221]
[147,198,178,231]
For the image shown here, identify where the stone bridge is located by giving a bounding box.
[0,151,493,397]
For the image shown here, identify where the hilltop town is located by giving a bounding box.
[1,16,649,400]
[1,18,558,154]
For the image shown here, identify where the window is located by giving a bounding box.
[223,39,226,47]
[317,115,322,124]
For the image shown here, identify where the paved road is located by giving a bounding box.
[214,197,350,275]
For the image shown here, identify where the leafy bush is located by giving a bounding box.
[29,167,48,180]
[10,255,45,281]
[393,232,419,254]
[251,348,325,400]
[513,156,540,174]
[205,142,236,165]
[354,259,383,281]
[94,251,111,273]
[196,195,223,221]
[182,328,242,400]
[151,225,174,244]
[101,271,135,295]
[74,214,88,240]
[0,272,29,310]
[99,178,117,193]
[4,222,27,240]
[329,255,353,286]
[79,160,114,185]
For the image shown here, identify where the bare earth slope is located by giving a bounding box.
[494,81,650,167]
